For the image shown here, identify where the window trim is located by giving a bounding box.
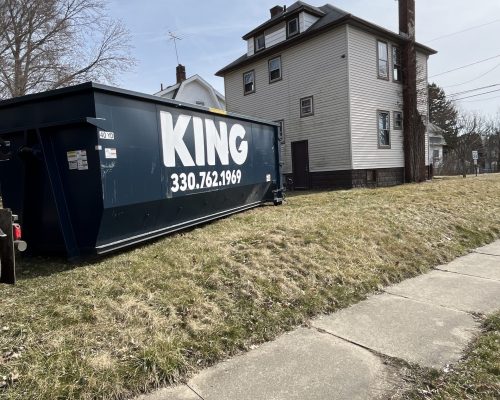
[376,40,389,80]
[377,110,391,148]
[300,96,314,118]
[392,45,402,83]
[254,33,265,53]
[268,56,282,83]
[286,17,299,38]
[243,70,255,95]
[393,111,403,130]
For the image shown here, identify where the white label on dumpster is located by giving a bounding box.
[67,150,79,162]
[266,174,271,182]
[67,150,89,170]
[105,148,117,159]
[99,130,115,140]
[77,160,88,170]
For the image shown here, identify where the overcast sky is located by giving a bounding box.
[108,0,500,116]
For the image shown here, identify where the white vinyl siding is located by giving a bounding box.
[247,39,254,56]
[301,12,320,31]
[265,22,286,48]
[225,26,351,174]
[348,25,430,170]
[348,26,404,169]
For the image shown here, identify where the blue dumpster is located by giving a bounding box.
[0,83,283,258]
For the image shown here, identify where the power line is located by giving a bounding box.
[425,19,500,43]
[461,94,500,103]
[429,54,500,78]
[449,84,500,97]
[444,62,500,88]
[453,88,500,101]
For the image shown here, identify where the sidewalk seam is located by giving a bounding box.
[473,250,500,257]
[186,384,205,400]
[381,291,480,317]
[433,267,500,283]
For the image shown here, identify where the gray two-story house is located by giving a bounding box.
[216,2,436,188]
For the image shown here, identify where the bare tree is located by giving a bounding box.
[0,0,134,98]
[443,112,486,178]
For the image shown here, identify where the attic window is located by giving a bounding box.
[255,34,265,52]
[287,17,299,38]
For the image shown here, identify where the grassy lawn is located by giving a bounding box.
[1,174,500,399]
[404,311,500,399]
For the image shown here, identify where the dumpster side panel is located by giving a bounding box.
[93,90,280,252]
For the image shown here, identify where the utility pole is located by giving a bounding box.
[399,0,426,182]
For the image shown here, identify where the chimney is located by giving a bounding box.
[270,5,284,18]
[176,64,186,84]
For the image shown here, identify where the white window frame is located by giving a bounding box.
[268,56,282,83]
[287,17,299,38]
[300,96,314,118]
[378,110,391,148]
[254,34,265,52]
[377,40,389,80]
[243,70,255,95]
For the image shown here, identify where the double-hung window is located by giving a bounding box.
[392,46,402,82]
[300,96,314,117]
[378,111,390,147]
[287,17,299,37]
[268,56,282,83]
[243,70,255,95]
[255,34,265,52]
[377,40,389,79]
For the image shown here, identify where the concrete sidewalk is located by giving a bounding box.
[136,241,500,400]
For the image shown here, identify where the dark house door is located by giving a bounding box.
[291,140,309,189]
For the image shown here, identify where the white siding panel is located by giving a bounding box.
[303,12,320,31]
[265,23,286,48]
[225,26,351,174]
[247,39,254,56]
[348,26,405,169]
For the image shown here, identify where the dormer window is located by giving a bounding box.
[255,34,265,52]
[287,17,299,38]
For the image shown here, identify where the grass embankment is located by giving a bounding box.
[405,311,500,399]
[1,175,500,399]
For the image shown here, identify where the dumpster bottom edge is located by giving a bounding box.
[95,200,266,255]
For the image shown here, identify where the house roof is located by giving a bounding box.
[216,2,437,77]
[242,1,326,40]
[154,74,225,104]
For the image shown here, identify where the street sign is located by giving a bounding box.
[472,150,478,160]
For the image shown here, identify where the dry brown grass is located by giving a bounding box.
[1,174,500,399]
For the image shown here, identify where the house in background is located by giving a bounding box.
[216,1,436,189]
[156,64,226,110]
[428,123,447,169]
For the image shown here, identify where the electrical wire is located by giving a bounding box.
[460,94,500,103]
[453,88,500,101]
[429,54,500,78]
[425,19,500,43]
[449,84,500,97]
[444,62,500,88]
